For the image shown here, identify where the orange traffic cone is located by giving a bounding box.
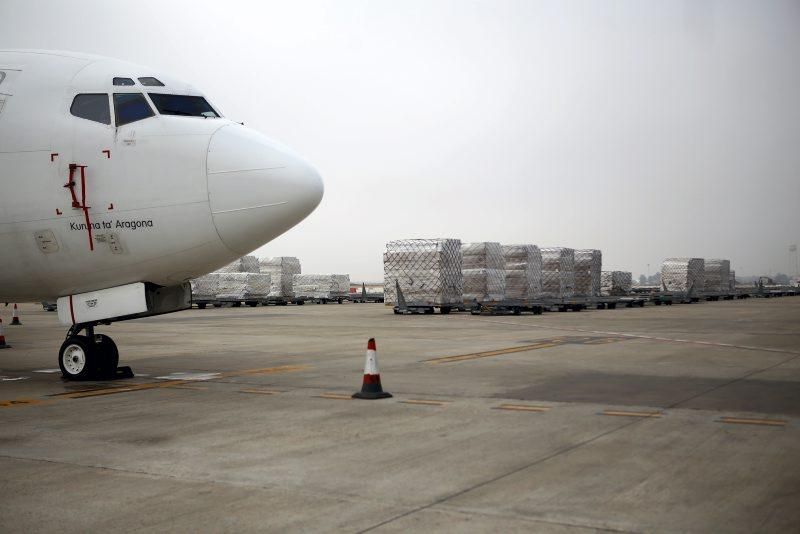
[353,338,392,399]
[0,318,10,349]
[10,304,21,326]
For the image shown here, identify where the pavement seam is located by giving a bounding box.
[355,415,646,533]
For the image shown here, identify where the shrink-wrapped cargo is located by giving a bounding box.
[293,274,350,299]
[216,255,261,273]
[190,273,220,300]
[600,271,632,296]
[501,244,542,301]
[461,242,505,303]
[216,273,272,300]
[331,275,351,297]
[540,247,575,298]
[661,258,705,293]
[574,249,602,297]
[730,270,736,291]
[383,239,462,306]
[259,257,302,298]
[703,259,731,293]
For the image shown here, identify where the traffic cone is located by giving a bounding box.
[10,304,21,326]
[0,318,10,349]
[352,338,392,399]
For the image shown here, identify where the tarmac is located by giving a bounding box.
[1,297,799,533]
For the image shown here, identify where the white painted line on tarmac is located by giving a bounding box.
[0,376,29,381]
[33,369,61,373]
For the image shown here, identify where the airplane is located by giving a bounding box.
[0,50,324,379]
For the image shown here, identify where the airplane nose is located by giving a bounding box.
[207,125,324,254]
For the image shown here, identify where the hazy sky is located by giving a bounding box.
[2,0,799,280]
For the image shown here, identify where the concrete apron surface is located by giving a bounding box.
[1,298,799,533]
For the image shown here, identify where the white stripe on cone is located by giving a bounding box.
[364,349,379,376]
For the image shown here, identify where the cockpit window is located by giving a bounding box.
[113,93,155,126]
[138,77,164,87]
[70,94,111,125]
[148,93,220,118]
[113,77,135,86]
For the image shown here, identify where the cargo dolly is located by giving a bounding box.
[192,296,218,309]
[540,297,588,312]
[350,284,385,303]
[468,300,544,315]
[592,295,646,309]
[391,281,458,315]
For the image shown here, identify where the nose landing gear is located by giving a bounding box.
[58,324,121,380]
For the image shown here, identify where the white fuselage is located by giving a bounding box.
[0,50,323,301]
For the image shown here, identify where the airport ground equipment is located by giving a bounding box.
[500,244,543,313]
[293,274,350,303]
[540,248,576,299]
[259,256,301,304]
[461,242,506,304]
[541,296,588,312]
[601,271,632,297]
[574,249,602,298]
[385,239,463,314]
[56,283,190,380]
[353,338,392,399]
[661,258,704,295]
[703,259,731,294]
[190,273,220,309]
[350,283,385,303]
[596,296,647,308]
[630,285,694,305]
[469,300,544,315]
[216,272,271,307]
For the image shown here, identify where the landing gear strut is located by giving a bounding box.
[58,324,119,380]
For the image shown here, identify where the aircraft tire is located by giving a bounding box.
[59,336,96,380]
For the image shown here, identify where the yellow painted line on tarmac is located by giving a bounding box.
[601,410,663,418]
[425,341,563,364]
[163,384,208,391]
[493,404,551,413]
[0,398,51,408]
[400,399,449,406]
[314,393,353,400]
[229,365,310,377]
[718,417,786,427]
[239,389,282,395]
